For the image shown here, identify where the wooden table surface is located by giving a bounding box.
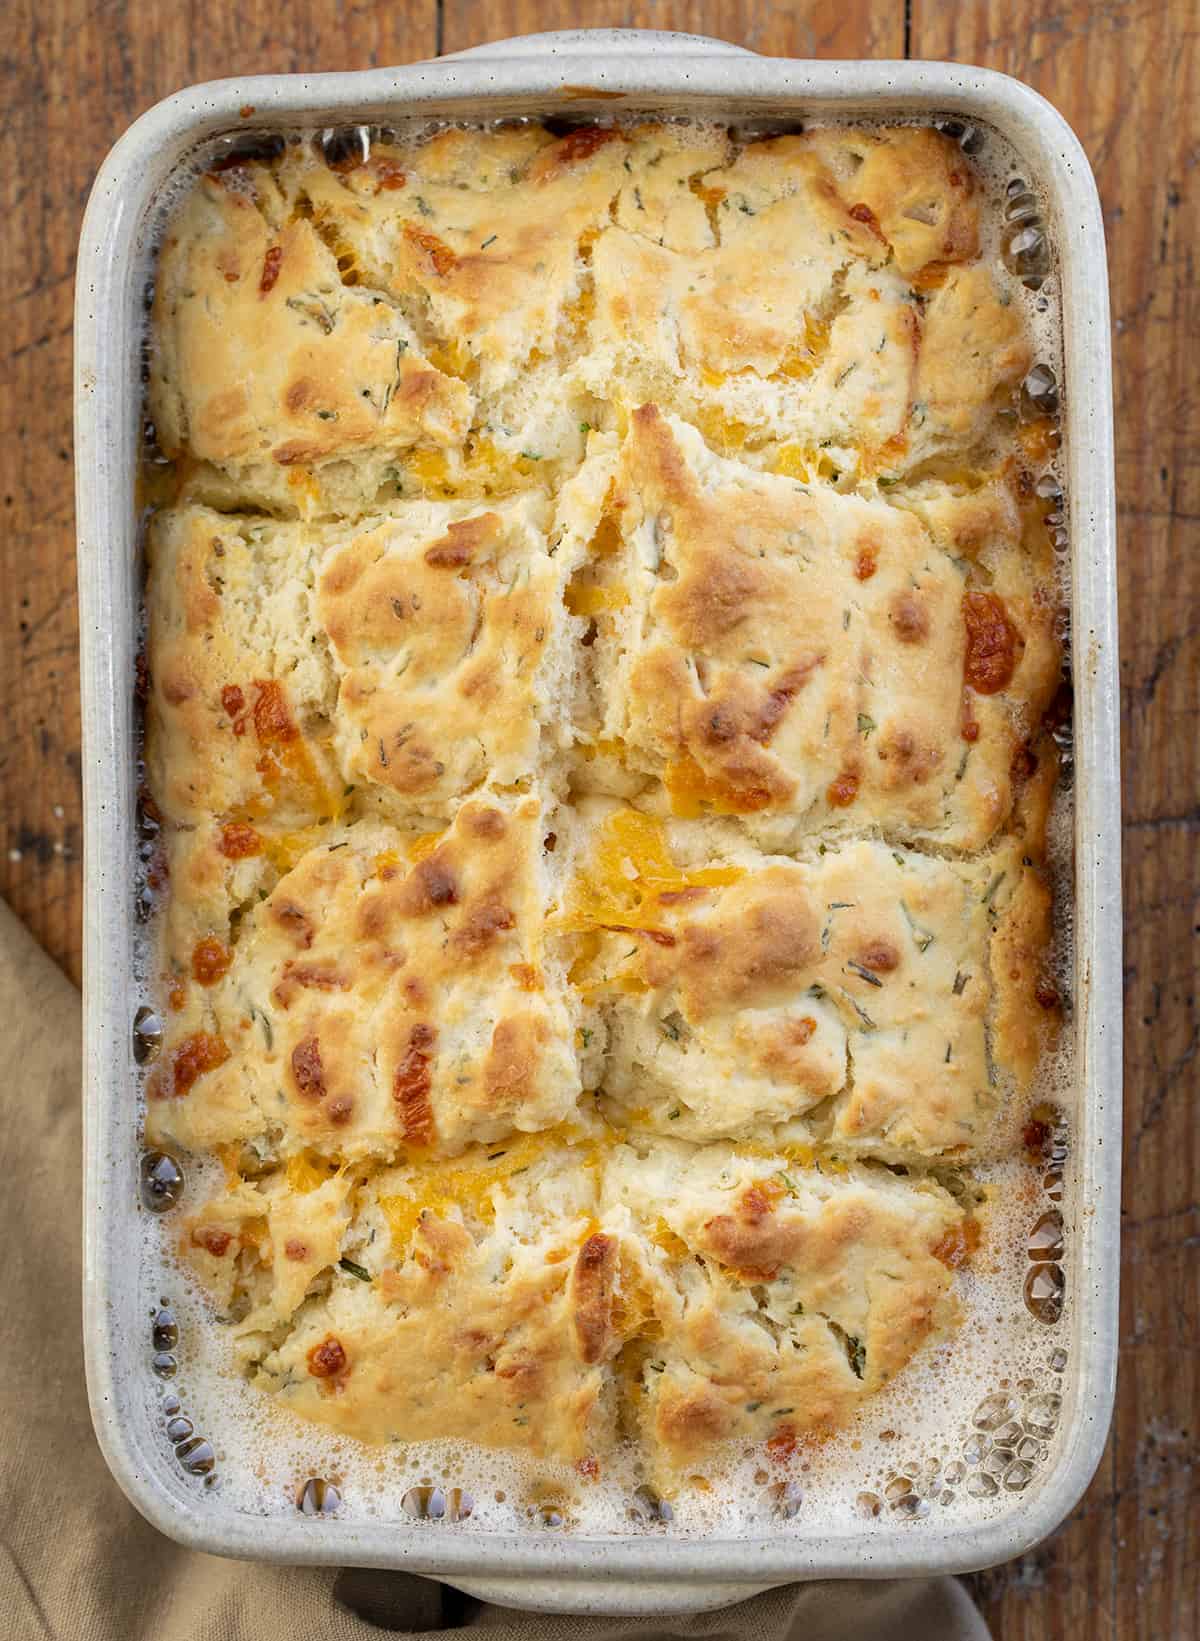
[3,2,1196,1635]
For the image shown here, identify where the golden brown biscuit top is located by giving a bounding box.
[146,495,579,829]
[146,792,583,1165]
[317,492,576,808]
[568,407,1058,850]
[562,809,1055,1159]
[175,1129,963,1481]
[144,507,344,829]
[274,122,627,398]
[144,117,1063,1490]
[583,127,1023,481]
[150,175,471,487]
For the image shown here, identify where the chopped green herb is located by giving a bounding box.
[982,871,1007,906]
[847,1336,867,1379]
[840,988,877,1031]
[952,971,969,996]
[580,1028,593,1048]
[822,900,853,952]
[834,362,859,388]
[745,1401,762,1413]
[415,195,434,217]
[248,1005,273,1051]
[285,294,334,334]
[480,233,498,249]
[667,1107,682,1121]
[338,1257,372,1283]
[900,901,935,953]
[579,420,591,434]
[776,1171,798,1193]
[847,960,884,988]
[520,450,543,461]
[857,713,876,740]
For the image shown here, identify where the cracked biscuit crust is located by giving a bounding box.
[146,793,582,1164]
[573,821,1053,1159]
[585,127,1027,481]
[146,494,579,829]
[143,118,1062,1488]
[568,407,1058,851]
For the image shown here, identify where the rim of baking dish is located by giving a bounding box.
[75,31,1121,1591]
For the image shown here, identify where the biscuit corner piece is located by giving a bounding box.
[150,167,472,515]
[175,122,633,492]
[605,1140,966,1486]
[248,1137,615,1460]
[585,124,1029,480]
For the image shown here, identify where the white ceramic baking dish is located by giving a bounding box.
[75,28,1121,1617]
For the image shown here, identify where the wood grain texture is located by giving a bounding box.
[440,0,903,57]
[910,6,1200,1640]
[1,6,1196,1638]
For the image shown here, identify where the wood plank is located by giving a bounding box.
[909,5,1200,1641]
[0,1,439,986]
[442,1,904,59]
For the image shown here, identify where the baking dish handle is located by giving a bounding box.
[448,1573,773,1617]
[440,29,758,62]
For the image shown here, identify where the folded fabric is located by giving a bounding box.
[0,896,989,1640]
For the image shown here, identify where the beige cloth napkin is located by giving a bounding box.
[0,897,990,1640]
